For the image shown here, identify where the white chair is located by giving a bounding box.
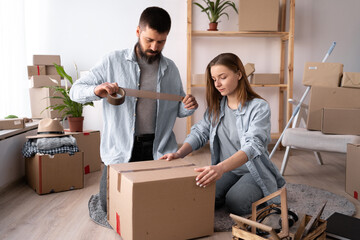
[280,99,360,175]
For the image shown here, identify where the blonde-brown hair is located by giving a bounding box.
[205,53,263,123]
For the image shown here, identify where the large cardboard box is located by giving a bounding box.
[108,159,215,240]
[238,0,279,31]
[346,144,360,202]
[69,130,101,174]
[252,73,280,85]
[29,75,60,88]
[33,55,61,66]
[27,65,46,77]
[46,65,62,76]
[29,87,64,119]
[0,118,25,130]
[307,86,360,131]
[321,108,360,135]
[341,72,360,89]
[25,152,84,194]
[302,62,343,87]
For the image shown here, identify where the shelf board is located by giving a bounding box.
[191,84,288,88]
[192,30,289,39]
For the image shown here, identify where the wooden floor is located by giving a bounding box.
[0,146,359,240]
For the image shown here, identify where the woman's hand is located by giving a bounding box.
[158,152,181,161]
[194,164,225,187]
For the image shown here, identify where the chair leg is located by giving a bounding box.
[314,151,323,165]
[280,146,291,176]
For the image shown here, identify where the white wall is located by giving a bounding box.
[24,0,360,143]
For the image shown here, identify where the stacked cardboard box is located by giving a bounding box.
[27,55,63,118]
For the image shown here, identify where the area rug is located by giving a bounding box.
[214,183,356,232]
[88,183,356,232]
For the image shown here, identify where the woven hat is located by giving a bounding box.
[27,118,68,139]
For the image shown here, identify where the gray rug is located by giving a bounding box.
[88,183,356,232]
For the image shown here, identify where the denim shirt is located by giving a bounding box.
[69,47,195,165]
[185,97,285,202]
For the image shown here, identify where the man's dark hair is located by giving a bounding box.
[139,7,171,34]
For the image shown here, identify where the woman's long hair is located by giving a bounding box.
[205,53,263,123]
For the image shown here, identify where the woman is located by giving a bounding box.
[160,53,285,215]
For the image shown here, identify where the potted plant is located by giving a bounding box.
[43,63,94,132]
[194,0,238,31]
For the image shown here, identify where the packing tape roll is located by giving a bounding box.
[107,87,183,106]
[107,88,126,105]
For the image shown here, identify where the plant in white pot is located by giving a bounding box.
[194,0,238,31]
[44,63,94,132]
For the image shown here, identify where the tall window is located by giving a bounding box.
[0,0,31,118]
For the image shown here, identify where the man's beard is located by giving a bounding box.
[136,41,161,64]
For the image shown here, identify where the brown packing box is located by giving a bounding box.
[108,159,215,240]
[27,65,46,77]
[0,118,25,130]
[30,75,61,88]
[68,130,101,174]
[29,87,64,119]
[341,72,360,89]
[25,152,84,195]
[46,65,61,76]
[307,86,360,131]
[346,144,360,202]
[252,73,280,85]
[33,55,61,66]
[238,0,279,31]
[302,62,343,87]
[244,63,255,77]
[321,108,360,135]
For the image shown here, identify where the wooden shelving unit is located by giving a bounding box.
[186,0,295,140]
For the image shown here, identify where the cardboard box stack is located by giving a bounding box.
[27,55,63,119]
[304,62,360,134]
[107,159,215,240]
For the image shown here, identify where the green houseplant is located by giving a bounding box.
[194,0,238,31]
[44,63,94,132]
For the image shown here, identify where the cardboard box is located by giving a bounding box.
[238,0,279,31]
[68,130,101,174]
[29,87,64,119]
[302,62,343,87]
[25,152,84,194]
[108,159,215,240]
[321,108,360,135]
[341,72,360,89]
[244,63,255,77]
[29,75,60,88]
[307,86,360,130]
[27,65,46,77]
[252,73,280,85]
[0,118,25,130]
[46,65,61,76]
[33,55,61,66]
[346,144,360,201]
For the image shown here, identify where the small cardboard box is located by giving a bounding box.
[341,72,360,89]
[321,108,360,135]
[0,118,25,130]
[238,0,279,31]
[33,55,61,66]
[68,130,101,174]
[307,86,360,131]
[29,87,64,119]
[25,152,84,195]
[244,63,255,77]
[108,159,215,240]
[27,65,46,77]
[346,144,360,201]
[29,75,60,88]
[46,65,62,76]
[302,62,343,87]
[252,73,280,85]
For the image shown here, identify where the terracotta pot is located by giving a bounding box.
[68,116,84,132]
[208,22,218,31]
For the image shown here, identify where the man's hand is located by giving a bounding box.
[94,82,119,98]
[182,94,198,110]
[194,164,225,187]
